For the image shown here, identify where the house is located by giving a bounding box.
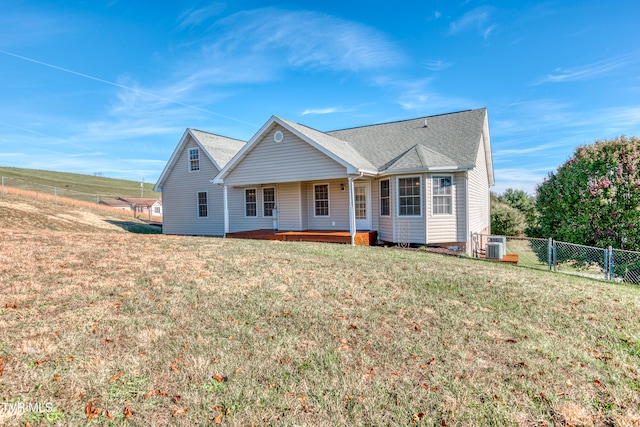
[154,108,494,252]
[117,198,163,216]
[153,129,246,235]
[98,198,133,211]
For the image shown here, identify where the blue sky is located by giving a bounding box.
[1,1,639,194]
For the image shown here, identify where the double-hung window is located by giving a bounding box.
[314,184,329,216]
[245,189,257,217]
[263,187,275,217]
[432,176,453,215]
[380,179,390,216]
[398,177,421,216]
[197,192,208,218]
[189,148,200,172]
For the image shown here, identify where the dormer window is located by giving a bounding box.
[189,148,200,172]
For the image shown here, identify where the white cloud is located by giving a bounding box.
[302,107,349,116]
[533,53,638,85]
[423,60,452,71]
[199,8,404,74]
[372,77,474,113]
[448,6,496,39]
[177,3,226,29]
[492,167,552,195]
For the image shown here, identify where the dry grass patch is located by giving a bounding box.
[0,196,639,426]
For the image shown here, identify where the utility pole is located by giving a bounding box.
[140,178,145,198]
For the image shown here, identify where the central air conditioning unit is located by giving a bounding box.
[486,242,505,260]
[488,235,507,246]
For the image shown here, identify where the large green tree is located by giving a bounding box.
[535,136,640,250]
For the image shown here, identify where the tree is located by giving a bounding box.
[495,188,537,233]
[534,136,640,250]
[491,199,527,236]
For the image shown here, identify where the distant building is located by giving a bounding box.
[98,197,162,216]
[98,198,133,211]
[117,197,163,216]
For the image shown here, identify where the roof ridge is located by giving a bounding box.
[326,108,483,133]
[188,128,246,143]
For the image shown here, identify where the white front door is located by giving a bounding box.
[354,182,371,230]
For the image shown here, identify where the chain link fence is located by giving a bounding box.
[610,249,640,284]
[1,175,118,204]
[472,233,640,284]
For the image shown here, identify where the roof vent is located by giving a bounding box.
[423,119,428,128]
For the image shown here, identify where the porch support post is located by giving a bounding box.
[348,176,356,246]
[223,185,229,237]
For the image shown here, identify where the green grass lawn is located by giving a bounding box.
[1,196,639,426]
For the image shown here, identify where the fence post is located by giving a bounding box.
[547,238,553,271]
[608,246,614,281]
[54,187,57,205]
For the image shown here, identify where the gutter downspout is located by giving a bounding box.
[465,171,470,255]
[223,185,229,237]
[348,176,356,246]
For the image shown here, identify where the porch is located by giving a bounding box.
[226,229,378,246]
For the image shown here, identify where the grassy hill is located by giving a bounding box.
[1,194,639,426]
[0,191,161,234]
[0,166,161,199]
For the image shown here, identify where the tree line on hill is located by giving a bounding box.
[493,136,640,252]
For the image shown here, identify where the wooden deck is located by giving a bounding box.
[226,229,378,246]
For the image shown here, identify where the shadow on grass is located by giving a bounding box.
[104,220,162,234]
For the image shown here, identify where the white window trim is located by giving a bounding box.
[188,148,200,173]
[431,175,454,216]
[313,183,330,217]
[396,176,423,217]
[197,191,208,218]
[263,187,276,217]
[245,188,258,218]
[380,179,391,217]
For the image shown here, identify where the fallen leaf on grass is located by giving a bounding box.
[86,401,101,420]
[102,338,113,343]
[214,413,223,424]
[124,406,132,418]
[5,302,17,309]
[212,374,225,382]
[108,372,123,382]
[53,374,61,381]
[105,410,115,420]
[173,407,188,417]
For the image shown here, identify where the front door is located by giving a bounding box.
[354,182,371,230]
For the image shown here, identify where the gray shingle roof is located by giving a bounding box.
[327,108,487,171]
[189,129,246,169]
[277,118,378,173]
